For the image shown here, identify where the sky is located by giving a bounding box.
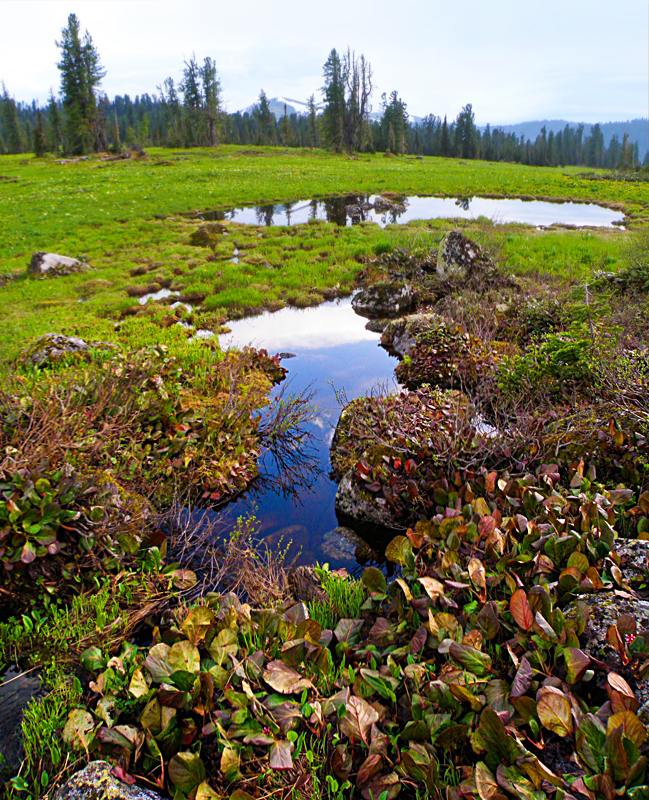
[1,0,648,125]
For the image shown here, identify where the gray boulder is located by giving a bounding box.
[21,333,90,367]
[436,231,489,280]
[19,334,119,368]
[616,539,649,583]
[351,282,418,319]
[55,761,162,800]
[335,470,406,541]
[566,592,649,710]
[380,312,440,359]
[29,252,89,278]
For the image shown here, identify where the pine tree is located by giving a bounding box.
[201,58,222,146]
[279,104,291,146]
[47,90,63,154]
[254,91,275,145]
[440,116,451,157]
[307,94,319,147]
[56,13,105,154]
[32,109,47,156]
[322,49,345,152]
[0,84,23,154]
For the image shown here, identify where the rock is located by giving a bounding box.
[55,761,162,800]
[20,333,90,367]
[567,592,649,662]
[321,526,379,564]
[566,592,649,707]
[351,282,418,319]
[380,312,441,359]
[28,252,89,278]
[616,539,649,583]
[436,231,490,280]
[19,334,119,368]
[0,668,43,780]
[278,352,297,360]
[189,223,228,246]
[335,470,406,541]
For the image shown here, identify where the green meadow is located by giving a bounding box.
[0,146,646,363]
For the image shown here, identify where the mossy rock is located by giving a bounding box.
[189,222,228,247]
[19,334,119,368]
[351,281,418,319]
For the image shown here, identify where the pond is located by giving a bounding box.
[216,298,398,571]
[193,194,624,229]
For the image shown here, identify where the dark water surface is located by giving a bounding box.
[196,194,624,229]
[217,299,398,570]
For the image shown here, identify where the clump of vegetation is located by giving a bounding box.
[308,564,366,630]
[43,459,649,800]
[394,320,492,390]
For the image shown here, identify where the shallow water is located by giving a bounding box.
[217,299,398,570]
[197,194,624,229]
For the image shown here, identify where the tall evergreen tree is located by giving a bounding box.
[47,90,63,154]
[254,91,275,145]
[307,94,319,147]
[1,84,23,154]
[32,109,47,156]
[322,49,345,152]
[56,13,105,154]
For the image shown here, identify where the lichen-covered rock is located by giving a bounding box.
[20,333,90,367]
[380,312,442,359]
[19,334,119,368]
[351,281,418,319]
[566,593,649,663]
[55,761,162,800]
[436,231,490,280]
[616,539,649,583]
[189,222,228,247]
[335,470,407,539]
[28,252,89,278]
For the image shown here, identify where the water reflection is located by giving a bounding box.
[191,194,624,229]
[216,299,399,570]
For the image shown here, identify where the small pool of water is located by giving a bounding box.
[217,299,398,570]
[195,194,624,229]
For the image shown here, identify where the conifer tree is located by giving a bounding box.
[254,91,275,145]
[47,90,63,154]
[307,94,319,147]
[32,109,47,156]
[279,104,291,146]
[0,84,23,154]
[56,13,105,154]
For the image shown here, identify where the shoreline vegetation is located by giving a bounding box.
[2,143,649,800]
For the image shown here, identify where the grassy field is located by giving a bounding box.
[0,145,646,363]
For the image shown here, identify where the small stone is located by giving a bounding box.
[55,761,162,800]
[28,252,89,278]
[335,470,406,542]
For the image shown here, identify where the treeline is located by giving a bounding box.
[0,17,643,171]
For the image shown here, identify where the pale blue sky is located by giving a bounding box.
[1,0,647,124]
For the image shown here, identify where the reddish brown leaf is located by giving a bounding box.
[510,588,534,631]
